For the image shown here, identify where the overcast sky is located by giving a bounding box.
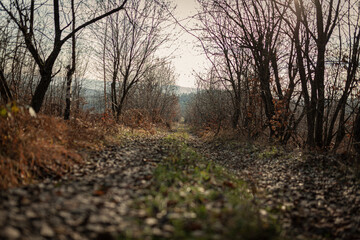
[85,0,207,89]
[163,0,208,88]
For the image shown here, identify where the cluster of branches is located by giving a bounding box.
[0,0,130,118]
[93,0,177,123]
[0,1,92,117]
[0,0,179,125]
[125,60,180,125]
[187,0,360,151]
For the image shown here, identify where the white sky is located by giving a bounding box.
[161,0,208,88]
[85,0,207,89]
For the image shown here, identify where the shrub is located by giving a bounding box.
[0,103,87,189]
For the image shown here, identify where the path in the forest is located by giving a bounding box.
[188,134,360,240]
[0,131,169,240]
[0,125,359,240]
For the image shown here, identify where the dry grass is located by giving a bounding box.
[0,103,121,190]
[121,108,171,133]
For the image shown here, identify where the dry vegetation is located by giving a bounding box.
[0,101,177,190]
[0,103,121,190]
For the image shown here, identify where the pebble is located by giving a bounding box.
[0,134,163,239]
[0,130,358,240]
[3,226,21,239]
[200,137,360,240]
[25,210,37,219]
[145,217,158,226]
[40,223,55,237]
[163,224,175,232]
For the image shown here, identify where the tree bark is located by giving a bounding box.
[111,80,117,115]
[0,68,13,103]
[64,66,74,120]
[314,44,326,147]
[232,105,240,129]
[31,69,53,113]
[354,107,360,154]
[64,0,76,120]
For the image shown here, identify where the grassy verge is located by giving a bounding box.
[125,132,283,240]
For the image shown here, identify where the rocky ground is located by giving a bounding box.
[0,126,359,240]
[191,138,360,240]
[0,132,169,240]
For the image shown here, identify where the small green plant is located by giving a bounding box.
[258,146,282,159]
[123,133,282,239]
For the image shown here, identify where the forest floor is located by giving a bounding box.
[0,124,359,240]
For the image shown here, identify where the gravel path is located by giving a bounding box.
[190,138,360,240]
[1,128,359,240]
[0,134,166,240]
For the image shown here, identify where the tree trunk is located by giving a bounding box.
[333,107,346,150]
[31,69,53,113]
[103,18,108,112]
[353,107,360,154]
[111,80,117,116]
[232,107,240,129]
[0,68,13,103]
[232,97,241,129]
[259,73,275,137]
[64,67,74,120]
[116,92,127,121]
[64,0,76,120]
[314,44,326,147]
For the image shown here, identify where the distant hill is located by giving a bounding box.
[79,79,197,113]
[82,79,195,91]
[171,85,197,95]
[82,79,108,91]
[81,79,197,95]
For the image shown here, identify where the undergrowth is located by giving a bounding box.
[126,132,282,239]
[0,103,120,189]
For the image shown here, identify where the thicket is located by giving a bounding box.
[0,0,179,189]
[0,102,123,189]
[185,0,360,154]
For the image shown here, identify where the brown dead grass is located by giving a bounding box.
[121,108,171,134]
[0,103,121,190]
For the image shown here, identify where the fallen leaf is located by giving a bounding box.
[223,181,236,188]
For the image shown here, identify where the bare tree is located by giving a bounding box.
[196,1,253,130]
[98,0,173,120]
[63,0,76,120]
[195,0,303,141]
[126,59,179,124]
[212,0,286,137]
[0,68,12,103]
[293,0,341,147]
[0,17,13,103]
[0,0,128,113]
[325,2,360,149]
[186,70,233,136]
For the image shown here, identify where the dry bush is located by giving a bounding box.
[121,108,172,133]
[121,109,152,129]
[0,103,119,190]
[67,110,121,149]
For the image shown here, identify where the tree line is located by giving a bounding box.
[0,0,178,125]
[2,0,360,152]
[185,0,360,152]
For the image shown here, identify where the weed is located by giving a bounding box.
[258,146,282,159]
